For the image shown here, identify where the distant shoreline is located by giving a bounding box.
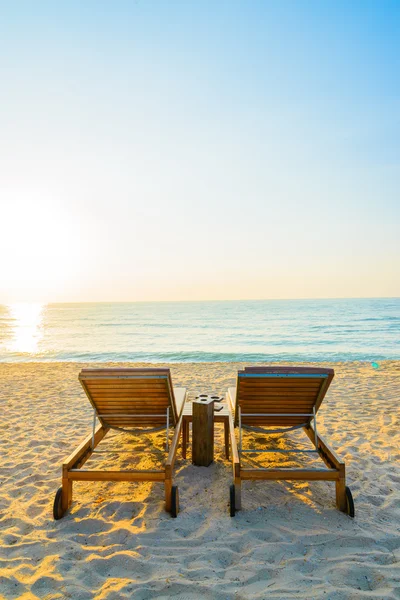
[0,359,398,367]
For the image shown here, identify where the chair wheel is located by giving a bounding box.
[171,485,179,518]
[230,484,236,517]
[345,486,355,518]
[53,487,65,520]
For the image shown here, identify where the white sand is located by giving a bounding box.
[0,361,399,599]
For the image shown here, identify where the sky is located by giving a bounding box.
[0,0,399,303]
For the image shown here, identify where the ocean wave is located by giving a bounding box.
[0,299,398,363]
[0,350,396,363]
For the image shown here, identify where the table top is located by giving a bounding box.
[182,398,230,418]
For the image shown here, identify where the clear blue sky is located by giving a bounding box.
[0,1,399,302]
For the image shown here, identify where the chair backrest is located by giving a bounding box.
[79,368,179,429]
[234,366,334,427]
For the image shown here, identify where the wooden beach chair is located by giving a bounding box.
[53,368,187,519]
[227,366,354,517]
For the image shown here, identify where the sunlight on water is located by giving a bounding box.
[0,299,398,362]
[7,303,44,354]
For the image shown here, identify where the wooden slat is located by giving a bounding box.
[80,368,170,373]
[89,391,169,396]
[240,397,319,403]
[89,397,168,403]
[240,381,322,388]
[94,411,168,416]
[85,381,168,387]
[242,404,312,418]
[239,407,314,411]
[241,420,309,425]
[86,386,168,393]
[239,406,314,412]
[239,395,318,402]
[96,419,167,424]
[86,382,168,388]
[240,414,310,419]
[68,470,165,481]
[239,390,320,397]
[239,379,323,386]
[86,383,168,387]
[91,392,169,396]
[80,369,170,378]
[239,403,315,409]
[238,398,315,404]
[240,468,338,481]
[84,379,168,392]
[239,391,320,398]
[239,400,317,406]
[84,377,169,382]
[240,378,323,384]
[243,367,334,375]
[96,414,166,418]
[98,422,166,426]
[93,403,169,409]
[93,400,168,406]
[95,414,167,420]
[89,399,168,405]
[88,396,168,402]
[94,405,167,411]
[99,417,166,422]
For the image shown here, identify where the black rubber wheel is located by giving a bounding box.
[345,486,355,518]
[53,487,65,520]
[230,484,236,517]
[171,485,179,518]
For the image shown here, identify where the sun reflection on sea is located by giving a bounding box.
[7,303,44,354]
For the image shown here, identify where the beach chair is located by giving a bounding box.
[53,368,187,519]
[227,366,354,517]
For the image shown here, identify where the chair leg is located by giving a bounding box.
[227,402,241,509]
[61,476,72,512]
[165,478,172,512]
[336,466,347,512]
[182,420,187,459]
[224,420,230,460]
[234,477,242,510]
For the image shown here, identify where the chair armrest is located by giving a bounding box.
[226,387,236,411]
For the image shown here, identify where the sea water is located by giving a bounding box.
[0,298,398,362]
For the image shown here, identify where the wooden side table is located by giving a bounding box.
[192,398,214,466]
[181,397,230,462]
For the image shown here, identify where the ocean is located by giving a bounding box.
[0,298,398,363]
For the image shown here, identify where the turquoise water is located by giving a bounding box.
[0,299,398,363]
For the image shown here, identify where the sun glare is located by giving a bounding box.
[7,303,44,354]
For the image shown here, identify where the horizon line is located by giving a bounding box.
[1,296,399,305]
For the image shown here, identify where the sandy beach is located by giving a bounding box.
[0,361,399,599]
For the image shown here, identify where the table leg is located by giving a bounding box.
[182,418,187,459]
[192,400,214,467]
[224,419,230,460]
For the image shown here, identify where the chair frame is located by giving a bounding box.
[55,369,186,518]
[227,368,351,515]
